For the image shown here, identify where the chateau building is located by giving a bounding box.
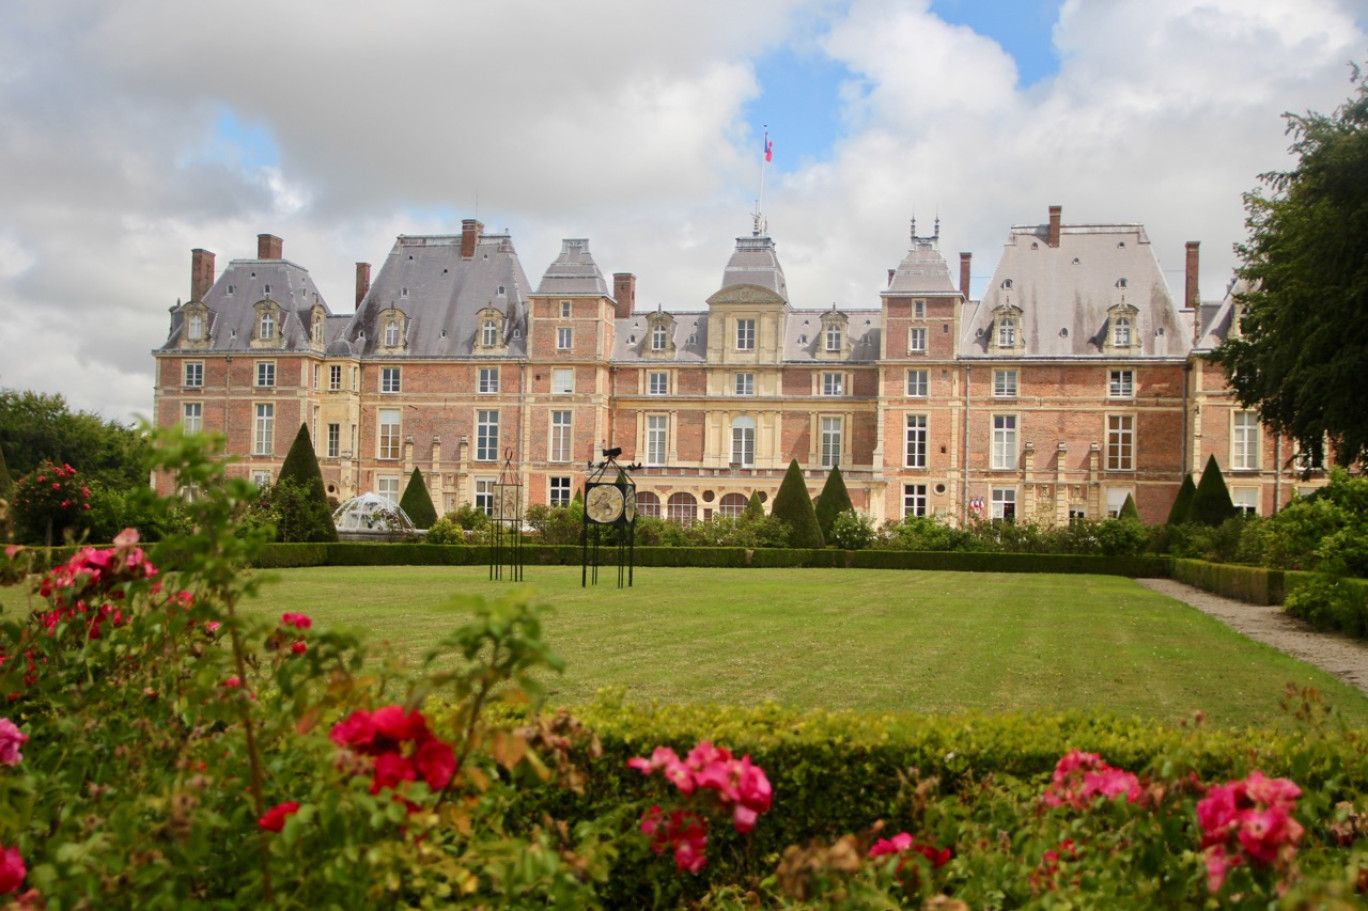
[152,206,1309,525]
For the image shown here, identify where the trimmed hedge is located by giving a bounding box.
[852,550,1169,576]
[1171,558,1286,605]
[505,699,1368,906]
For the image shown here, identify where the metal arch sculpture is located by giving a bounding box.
[490,449,523,582]
[581,447,639,588]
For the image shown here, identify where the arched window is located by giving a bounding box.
[731,416,756,467]
[997,316,1016,347]
[635,491,661,518]
[259,310,276,341]
[384,320,400,347]
[666,492,697,527]
[187,313,204,341]
[1114,316,1132,346]
[718,493,748,518]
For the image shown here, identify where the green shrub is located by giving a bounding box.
[741,491,765,522]
[422,516,465,545]
[1167,474,1197,525]
[770,460,824,549]
[274,424,338,543]
[398,467,438,529]
[828,511,876,550]
[1189,455,1237,526]
[813,467,852,541]
[1284,573,1368,637]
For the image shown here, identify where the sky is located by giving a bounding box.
[1,0,1365,425]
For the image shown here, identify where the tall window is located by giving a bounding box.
[550,477,572,508]
[259,311,276,341]
[991,487,1016,521]
[384,320,400,347]
[731,416,756,467]
[913,299,926,318]
[552,367,574,394]
[256,362,275,388]
[648,372,668,395]
[329,364,342,391]
[187,313,204,341]
[556,327,572,350]
[822,373,844,396]
[647,415,667,466]
[905,414,927,468]
[474,479,495,515]
[825,323,842,352]
[327,423,340,458]
[667,493,697,527]
[476,410,499,461]
[254,404,274,455]
[1109,369,1134,398]
[1114,316,1132,346]
[378,408,401,460]
[183,403,202,434]
[997,317,1016,347]
[992,369,1017,397]
[559,301,571,318]
[478,367,499,393]
[991,415,1017,469]
[904,483,927,518]
[1107,415,1135,471]
[736,318,755,350]
[550,410,572,462]
[820,417,842,468]
[735,373,754,396]
[184,362,203,387]
[1233,411,1260,470]
[909,328,927,353]
[906,369,928,397]
[381,367,401,393]
[482,320,499,347]
[651,325,668,350]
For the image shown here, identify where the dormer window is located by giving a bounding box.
[482,320,498,347]
[818,309,849,359]
[384,320,400,347]
[1114,316,1132,347]
[825,323,841,352]
[187,312,204,342]
[652,324,668,350]
[474,306,507,352]
[998,317,1016,347]
[646,311,676,357]
[991,303,1025,354]
[259,311,276,341]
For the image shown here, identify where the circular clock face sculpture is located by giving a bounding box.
[585,484,625,524]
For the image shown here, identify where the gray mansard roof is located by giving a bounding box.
[535,239,611,297]
[720,235,789,301]
[961,222,1193,359]
[158,257,334,352]
[342,233,532,358]
[883,238,959,296]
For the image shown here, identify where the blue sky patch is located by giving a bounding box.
[931,0,1063,86]
[743,45,856,167]
[210,106,279,170]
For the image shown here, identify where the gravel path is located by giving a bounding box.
[1137,578,1368,697]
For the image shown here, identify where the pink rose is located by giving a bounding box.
[0,846,25,895]
[0,719,28,767]
[258,801,300,833]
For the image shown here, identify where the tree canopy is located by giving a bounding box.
[1213,67,1368,468]
[0,388,147,490]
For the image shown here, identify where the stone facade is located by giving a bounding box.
[151,209,1316,525]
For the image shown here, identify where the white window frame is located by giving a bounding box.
[183,402,202,434]
[909,327,927,353]
[252,470,272,489]
[1109,369,1134,398]
[327,423,340,458]
[552,367,574,394]
[651,324,668,350]
[259,311,276,341]
[997,317,1016,348]
[820,416,842,468]
[556,327,572,350]
[734,372,755,396]
[991,414,1017,470]
[992,369,1017,398]
[648,372,668,395]
[478,367,499,394]
[256,361,275,388]
[329,364,342,391]
[474,478,495,515]
[822,372,844,396]
[184,361,203,387]
[1107,414,1135,471]
[550,410,572,462]
[481,320,499,347]
[1232,488,1259,517]
[646,415,668,466]
[378,408,401,460]
[903,483,927,519]
[736,318,755,351]
[1232,411,1260,471]
[906,369,928,397]
[559,300,572,318]
[187,313,204,341]
[476,410,499,461]
[384,320,400,347]
[254,403,274,456]
[378,475,401,507]
[825,323,842,352]
[550,476,572,508]
[731,416,756,467]
[381,367,401,394]
[905,414,927,469]
[991,487,1017,521]
[1114,316,1132,347]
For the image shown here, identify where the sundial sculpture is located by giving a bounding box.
[489,448,523,582]
[581,447,639,588]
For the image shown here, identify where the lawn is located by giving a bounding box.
[150,565,1368,729]
[4,565,1364,728]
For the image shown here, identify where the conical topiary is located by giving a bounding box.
[814,466,853,541]
[741,491,765,522]
[770,459,824,548]
[1118,493,1140,521]
[400,467,439,529]
[1167,474,1197,525]
[1188,455,1237,526]
[275,424,338,542]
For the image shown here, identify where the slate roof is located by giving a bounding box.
[720,235,789,301]
[342,232,532,358]
[962,222,1193,359]
[535,239,611,297]
[157,257,334,352]
[883,238,959,296]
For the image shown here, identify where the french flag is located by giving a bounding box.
[764,135,773,162]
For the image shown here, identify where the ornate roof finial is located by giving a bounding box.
[910,215,917,244]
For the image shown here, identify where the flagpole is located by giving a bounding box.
[755,125,769,236]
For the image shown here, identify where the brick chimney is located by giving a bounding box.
[191,248,215,302]
[613,272,636,319]
[355,262,371,307]
[1184,241,1200,310]
[461,219,483,259]
[257,234,283,259]
[959,252,972,299]
[1047,205,1062,248]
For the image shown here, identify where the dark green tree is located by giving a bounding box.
[1167,475,1198,525]
[400,467,439,529]
[741,491,765,522]
[770,459,824,548]
[0,388,147,490]
[814,466,854,541]
[1213,67,1368,468]
[1188,455,1237,526]
[271,424,337,542]
[0,441,12,501]
[1118,493,1140,521]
